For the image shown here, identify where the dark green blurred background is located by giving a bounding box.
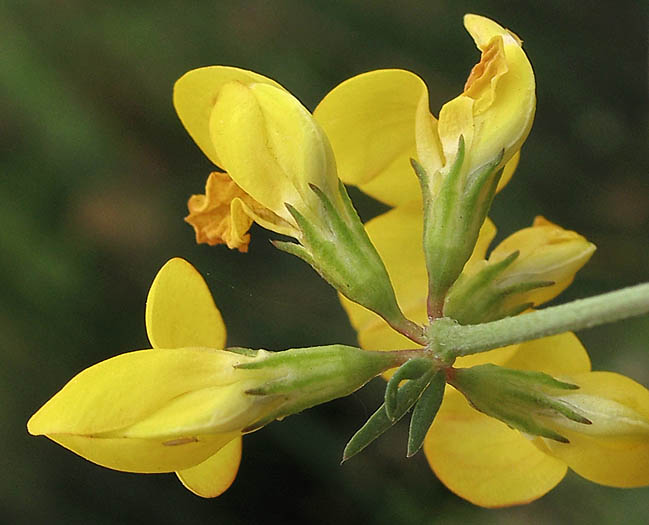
[3,1,648,523]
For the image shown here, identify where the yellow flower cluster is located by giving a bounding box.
[28,14,649,508]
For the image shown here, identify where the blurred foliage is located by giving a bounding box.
[2,1,648,523]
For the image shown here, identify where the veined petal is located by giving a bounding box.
[314,69,426,206]
[27,348,247,436]
[173,66,283,167]
[210,81,338,228]
[424,388,567,508]
[48,430,236,474]
[185,172,255,252]
[540,372,649,487]
[176,437,242,497]
[146,258,226,349]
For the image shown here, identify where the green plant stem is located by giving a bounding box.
[429,283,649,359]
[389,317,427,346]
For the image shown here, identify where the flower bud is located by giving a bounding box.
[534,371,649,487]
[449,363,591,443]
[415,15,536,310]
[445,216,596,324]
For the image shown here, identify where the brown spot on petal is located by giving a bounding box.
[185,171,261,252]
[163,437,199,446]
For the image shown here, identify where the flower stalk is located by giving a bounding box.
[429,283,649,360]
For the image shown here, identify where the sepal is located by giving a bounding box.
[419,137,504,314]
[444,250,552,324]
[450,364,591,443]
[444,217,596,323]
[275,182,424,343]
[235,344,400,424]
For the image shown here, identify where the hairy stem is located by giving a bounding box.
[429,283,649,358]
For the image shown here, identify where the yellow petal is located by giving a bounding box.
[437,15,535,176]
[115,381,279,439]
[496,150,519,193]
[437,95,476,171]
[462,217,497,272]
[47,431,236,474]
[465,16,535,170]
[415,90,444,189]
[27,348,245,436]
[488,217,596,307]
[210,81,337,228]
[173,66,283,167]
[464,14,523,49]
[424,388,567,507]
[502,332,592,376]
[176,437,242,497]
[146,258,226,349]
[454,344,519,369]
[540,372,649,487]
[314,69,426,206]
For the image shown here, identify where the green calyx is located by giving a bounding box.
[449,363,591,443]
[235,344,401,430]
[273,181,424,344]
[414,136,504,316]
[444,250,554,324]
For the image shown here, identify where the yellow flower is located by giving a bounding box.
[445,216,596,323]
[28,258,259,497]
[426,334,649,507]
[339,205,649,507]
[175,66,341,249]
[28,258,403,497]
[175,67,419,336]
[314,14,533,206]
[479,216,595,305]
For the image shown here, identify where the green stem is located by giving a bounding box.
[389,317,427,346]
[430,283,649,359]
